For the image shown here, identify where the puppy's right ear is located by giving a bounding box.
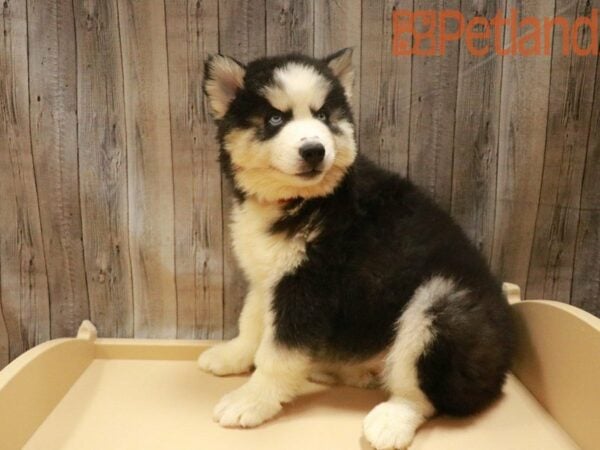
[203,55,246,119]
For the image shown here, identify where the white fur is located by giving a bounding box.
[198,288,264,375]
[363,398,428,450]
[199,198,310,376]
[206,197,318,427]
[364,276,461,450]
[268,118,335,176]
[231,199,310,288]
[257,64,341,181]
[213,311,311,427]
[263,63,331,113]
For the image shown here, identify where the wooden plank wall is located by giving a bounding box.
[0,0,598,367]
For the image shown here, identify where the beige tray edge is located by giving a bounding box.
[511,300,600,450]
[1,298,599,450]
[0,338,94,450]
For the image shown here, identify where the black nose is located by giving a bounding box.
[299,143,325,167]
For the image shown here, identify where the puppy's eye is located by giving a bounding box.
[268,114,284,127]
[316,111,328,121]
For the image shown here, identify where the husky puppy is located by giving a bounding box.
[199,49,515,449]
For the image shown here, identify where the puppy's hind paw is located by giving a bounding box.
[363,400,425,450]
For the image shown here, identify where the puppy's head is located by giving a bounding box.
[204,49,357,202]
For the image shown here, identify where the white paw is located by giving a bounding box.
[213,383,282,428]
[198,341,254,376]
[363,401,424,450]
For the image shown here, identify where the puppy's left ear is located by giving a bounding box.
[203,54,246,119]
[324,48,354,100]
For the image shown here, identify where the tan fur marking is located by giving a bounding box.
[224,119,356,202]
[205,56,245,119]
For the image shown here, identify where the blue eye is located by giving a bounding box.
[316,111,328,121]
[268,114,283,127]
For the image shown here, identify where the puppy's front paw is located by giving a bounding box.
[198,341,254,376]
[213,384,282,428]
[363,401,422,450]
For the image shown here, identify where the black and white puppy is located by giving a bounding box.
[199,49,515,450]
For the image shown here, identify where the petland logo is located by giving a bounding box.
[393,8,600,56]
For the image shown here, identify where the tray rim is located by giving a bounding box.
[1,295,599,450]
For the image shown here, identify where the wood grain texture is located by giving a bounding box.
[219,0,266,62]
[526,0,600,301]
[117,0,177,338]
[314,0,362,123]
[360,0,412,174]
[408,0,460,211]
[166,0,223,339]
[0,0,50,364]
[451,0,507,259]
[74,0,133,338]
[492,0,555,289]
[266,0,314,55]
[218,0,266,338]
[27,0,89,339]
[571,51,600,316]
[2,1,600,370]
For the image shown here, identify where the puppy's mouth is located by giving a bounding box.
[296,168,323,179]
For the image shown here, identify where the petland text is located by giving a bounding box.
[393,9,600,56]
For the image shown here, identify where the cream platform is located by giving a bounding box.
[0,284,598,450]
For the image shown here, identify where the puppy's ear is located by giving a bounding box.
[324,48,354,100]
[203,55,246,119]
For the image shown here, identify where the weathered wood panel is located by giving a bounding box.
[360,0,412,173]
[74,0,133,338]
[1,1,600,369]
[117,0,177,337]
[27,0,89,338]
[492,0,555,289]
[451,0,507,259]
[409,0,460,211]
[314,0,362,121]
[218,0,266,338]
[166,0,223,339]
[0,0,50,365]
[265,0,314,56]
[218,0,266,62]
[571,55,600,316]
[526,0,599,301]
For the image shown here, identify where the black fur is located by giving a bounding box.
[272,156,515,415]
[206,52,515,417]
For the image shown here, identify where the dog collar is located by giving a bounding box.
[252,196,303,208]
[277,197,303,208]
